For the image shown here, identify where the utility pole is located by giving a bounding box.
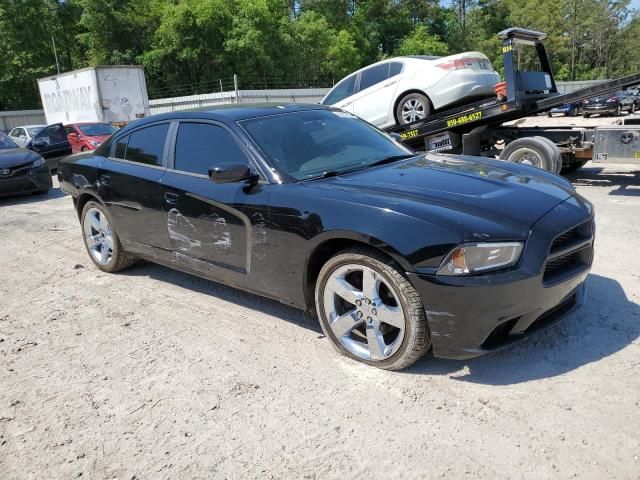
[51,35,60,75]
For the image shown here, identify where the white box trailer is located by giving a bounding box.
[37,66,150,125]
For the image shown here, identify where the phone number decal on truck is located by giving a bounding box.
[399,129,419,141]
[446,112,483,128]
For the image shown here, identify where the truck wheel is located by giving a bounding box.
[499,137,556,172]
[569,106,578,117]
[396,93,431,125]
[315,247,431,370]
[535,136,563,174]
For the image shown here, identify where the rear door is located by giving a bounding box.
[160,121,270,285]
[30,123,72,170]
[351,62,402,127]
[98,122,173,260]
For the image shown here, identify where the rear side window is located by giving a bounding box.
[358,64,389,91]
[120,124,169,166]
[174,123,249,176]
[322,75,356,105]
[389,62,403,77]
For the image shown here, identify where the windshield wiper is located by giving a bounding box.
[367,154,416,167]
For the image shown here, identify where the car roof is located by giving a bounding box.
[13,125,45,130]
[121,103,333,129]
[65,122,110,126]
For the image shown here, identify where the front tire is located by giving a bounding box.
[315,247,430,370]
[80,200,136,273]
[396,93,431,125]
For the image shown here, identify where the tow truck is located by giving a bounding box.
[386,28,640,173]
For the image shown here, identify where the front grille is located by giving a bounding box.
[0,163,31,178]
[544,219,594,286]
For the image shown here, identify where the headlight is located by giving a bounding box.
[31,157,45,168]
[436,242,524,276]
[89,140,100,147]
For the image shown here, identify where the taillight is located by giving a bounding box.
[583,99,589,104]
[606,97,617,103]
[436,59,468,70]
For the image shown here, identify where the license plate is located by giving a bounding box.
[426,132,453,152]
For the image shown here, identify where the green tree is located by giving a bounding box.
[396,25,449,56]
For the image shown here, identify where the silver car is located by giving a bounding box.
[8,125,46,148]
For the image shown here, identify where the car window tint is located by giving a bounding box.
[174,123,248,176]
[36,125,67,144]
[359,64,390,91]
[322,75,356,105]
[389,62,403,77]
[113,135,129,159]
[124,124,169,166]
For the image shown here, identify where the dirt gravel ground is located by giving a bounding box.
[1,149,640,478]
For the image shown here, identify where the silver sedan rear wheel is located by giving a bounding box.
[83,207,114,266]
[315,247,431,370]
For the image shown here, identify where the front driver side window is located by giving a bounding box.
[174,123,249,176]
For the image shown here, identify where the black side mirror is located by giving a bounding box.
[209,163,257,184]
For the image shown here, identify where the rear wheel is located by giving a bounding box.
[583,113,590,118]
[499,137,557,172]
[615,105,622,116]
[315,247,430,370]
[81,201,136,273]
[396,93,431,125]
[631,103,636,114]
[536,136,563,174]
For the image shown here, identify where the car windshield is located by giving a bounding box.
[27,126,45,137]
[0,132,18,149]
[240,109,413,181]
[78,124,118,136]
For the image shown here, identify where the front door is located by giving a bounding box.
[160,121,270,287]
[30,123,72,170]
[98,122,173,260]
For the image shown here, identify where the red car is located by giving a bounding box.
[64,123,118,154]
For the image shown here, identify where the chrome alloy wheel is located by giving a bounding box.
[401,98,426,123]
[322,264,406,361]
[83,207,114,266]
[507,147,543,168]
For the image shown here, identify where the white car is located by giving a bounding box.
[8,125,46,148]
[321,54,500,128]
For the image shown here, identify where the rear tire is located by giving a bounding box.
[631,103,636,114]
[499,137,556,172]
[615,105,622,116]
[315,247,430,370]
[80,200,137,273]
[583,113,591,118]
[535,136,563,174]
[395,93,431,125]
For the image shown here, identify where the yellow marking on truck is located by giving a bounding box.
[446,111,483,128]
[400,129,419,140]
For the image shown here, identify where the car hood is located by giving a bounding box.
[304,153,576,240]
[0,148,41,168]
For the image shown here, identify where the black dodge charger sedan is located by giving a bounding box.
[0,132,52,197]
[59,104,594,370]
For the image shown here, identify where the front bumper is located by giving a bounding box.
[0,163,52,197]
[408,196,594,360]
[583,104,617,114]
